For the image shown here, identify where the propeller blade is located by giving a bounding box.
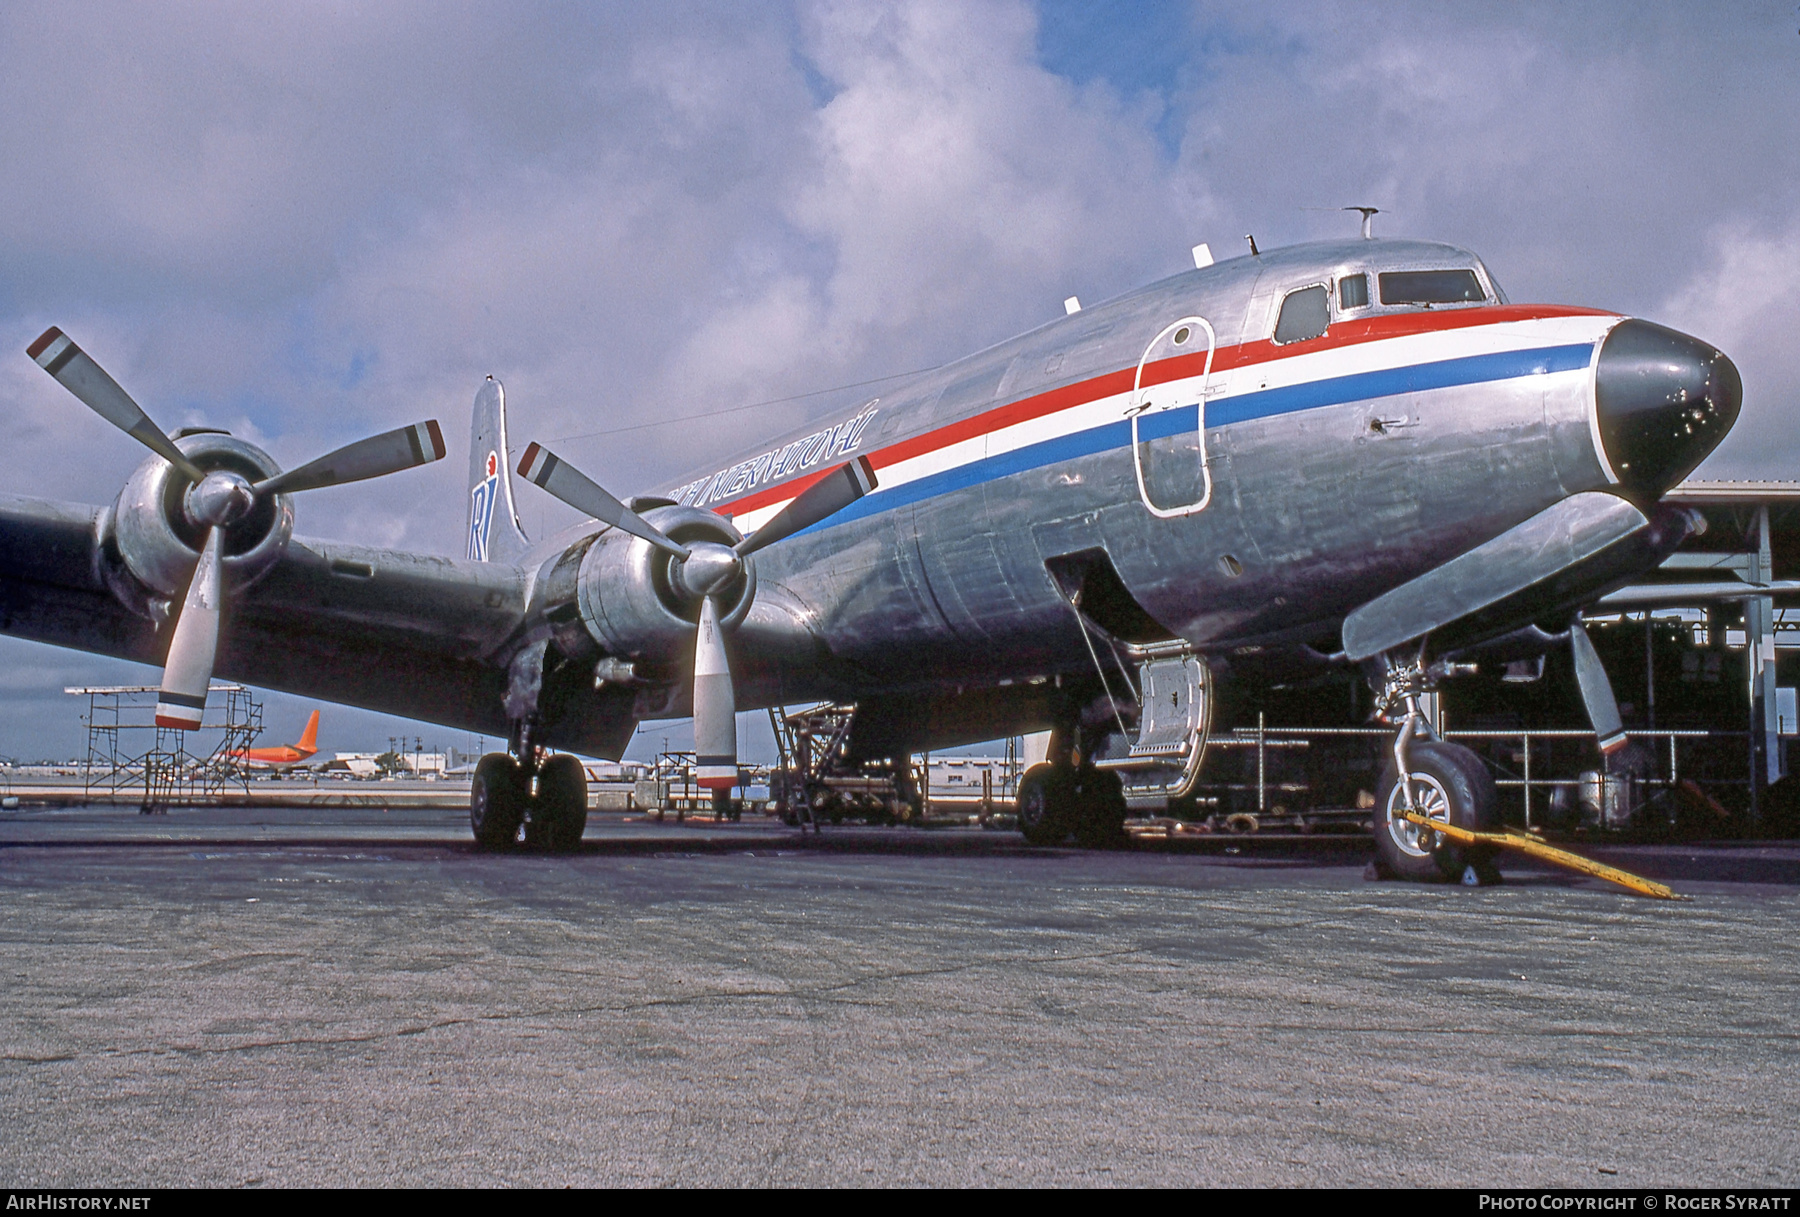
[253,420,447,497]
[517,443,690,559]
[156,527,224,729]
[692,594,738,791]
[1570,620,1628,755]
[735,456,877,557]
[28,327,205,483]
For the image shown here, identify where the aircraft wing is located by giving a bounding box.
[0,493,638,756]
[0,495,154,662]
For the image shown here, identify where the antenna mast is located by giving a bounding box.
[1345,206,1381,239]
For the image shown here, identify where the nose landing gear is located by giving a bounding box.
[1373,737,1501,883]
[1370,657,1502,884]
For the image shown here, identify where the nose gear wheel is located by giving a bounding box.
[1386,772,1451,858]
[1373,738,1499,882]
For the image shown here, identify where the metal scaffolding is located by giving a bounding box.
[66,684,262,812]
[767,704,923,824]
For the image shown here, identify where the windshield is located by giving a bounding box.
[1379,269,1487,305]
[1274,285,1330,343]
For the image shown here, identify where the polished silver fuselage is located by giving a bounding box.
[586,239,1620,719]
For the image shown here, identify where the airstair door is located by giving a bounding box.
[1128,316,1216,518]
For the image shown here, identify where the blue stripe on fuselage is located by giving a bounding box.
[788,342,1595,536]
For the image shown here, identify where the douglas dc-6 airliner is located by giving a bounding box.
[2,227,1739,879]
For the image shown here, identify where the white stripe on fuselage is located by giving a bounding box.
[723,314,1617,534]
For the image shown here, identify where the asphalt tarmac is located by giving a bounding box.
[1,806,1796,1188]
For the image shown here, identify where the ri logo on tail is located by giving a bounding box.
[469,450,499,561]
[465,376,530,564]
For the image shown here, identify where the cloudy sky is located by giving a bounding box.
[2,0,1797,761]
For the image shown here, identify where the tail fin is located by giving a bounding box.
[466,376,532,563]
[296,709,320,754]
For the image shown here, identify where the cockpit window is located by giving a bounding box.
[1379,269,1486,305]
[1274,285,1330,343]
[1339,274,1369,309]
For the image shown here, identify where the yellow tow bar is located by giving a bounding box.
[1398,810,1687,901]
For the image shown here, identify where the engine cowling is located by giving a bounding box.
[575,504,757,662]
[102,431,294,615]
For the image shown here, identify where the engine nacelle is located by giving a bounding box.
[576,504,756,661]
[102,431,294,613]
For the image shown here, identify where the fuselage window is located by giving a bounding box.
[1273,284,1330,344]
[1379,269,1486,305]
[1339,273,1369,309]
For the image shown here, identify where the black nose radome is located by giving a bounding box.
[1595,319,1741,498]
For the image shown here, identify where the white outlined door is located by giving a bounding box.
[1128,316,1216,518]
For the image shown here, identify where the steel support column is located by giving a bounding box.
[1748,507,1782,823]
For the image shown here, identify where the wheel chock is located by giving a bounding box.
[1397,810,1687,901]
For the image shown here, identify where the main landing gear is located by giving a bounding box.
[1016,707,1130,850]
[1370,657,1501,885]
[1016,762,1129,848]
[1014,693,1133,849]
[470,720,588,853]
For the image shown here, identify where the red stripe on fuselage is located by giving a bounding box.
[715,304,1612,518]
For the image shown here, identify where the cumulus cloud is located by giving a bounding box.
[1170,2,1800,306]
[1657,214,1800,476]
[793,0,1185,343]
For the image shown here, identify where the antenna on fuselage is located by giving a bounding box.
[1244,234,1259,256]
[1345,206,1381,239]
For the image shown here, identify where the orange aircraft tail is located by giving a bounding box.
[297,709,320,754]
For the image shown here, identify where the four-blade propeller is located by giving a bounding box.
[518,442,876,790]
[28,327,446,729]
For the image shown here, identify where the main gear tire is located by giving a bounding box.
[1072,767,1129,849]
[471,753,527,850]
[1373,739,1499,882]
[1017,763,1076,846]
[529,753,589,853]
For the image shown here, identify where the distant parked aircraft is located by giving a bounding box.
[230,709,320,769]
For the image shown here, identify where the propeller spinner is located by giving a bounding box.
[29,327,447,729]
[518,443,877,789]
